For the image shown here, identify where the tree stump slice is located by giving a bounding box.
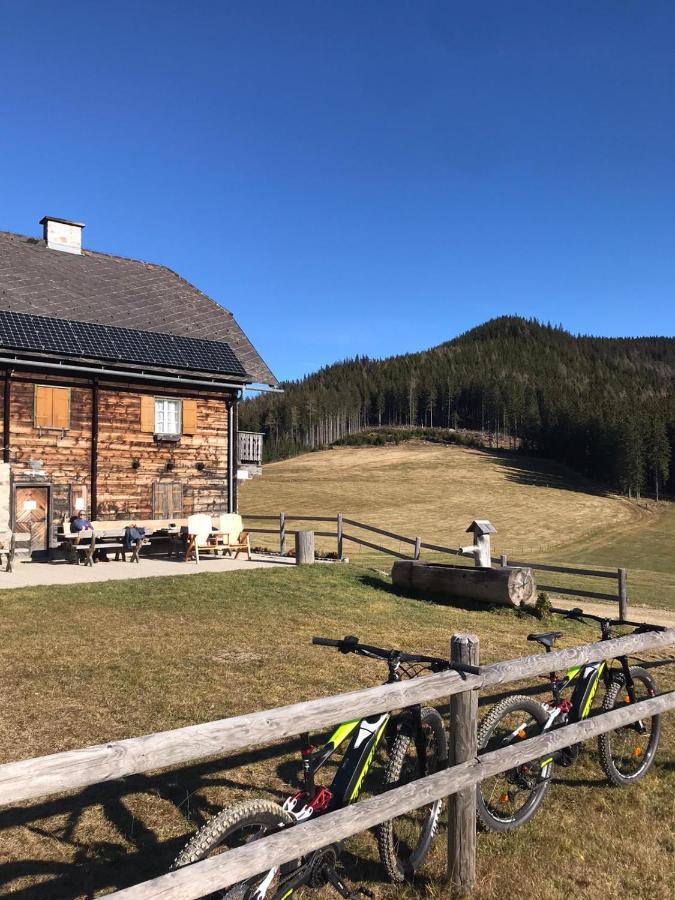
[295,530,315,565]
[391,561,536,607]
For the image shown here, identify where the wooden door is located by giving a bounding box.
[152,482,183,520]
[15,486,50,553]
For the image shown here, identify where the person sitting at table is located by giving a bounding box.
[70,512,93,532]
[70,511,109,561]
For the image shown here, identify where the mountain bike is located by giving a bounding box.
[476,609,664,832]
[173,634,479,899]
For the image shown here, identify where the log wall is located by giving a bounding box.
[0,369,236,543]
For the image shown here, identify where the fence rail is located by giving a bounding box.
[108,691,675,900]
[1,627,671,899]
[243,512,629,610]
[1,628,671,807]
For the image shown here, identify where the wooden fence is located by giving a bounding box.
[245,513,630,614]
[0,627,672,899]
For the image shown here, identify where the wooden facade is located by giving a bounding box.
[2,368,239,552]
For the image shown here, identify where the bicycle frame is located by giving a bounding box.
[284,711,395,820]
[536,652,641,772]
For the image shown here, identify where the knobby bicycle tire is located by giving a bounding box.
[376,706,447,882]
[173,798,297,899]
[598,666,661,786]
[476,695,551,833]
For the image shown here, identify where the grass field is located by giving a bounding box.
[240,442,675,610]
[0,565,672,899]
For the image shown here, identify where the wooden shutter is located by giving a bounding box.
[34,385,52,427]
[140,395,155,433]
[52,388,70,428]
[182,399,197,435]
[171,482,183,516]
[153,482,183,518]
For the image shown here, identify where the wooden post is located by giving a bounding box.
[413,536,421,560]
[447,633,479,895]
[460,520,496,567]
[500,553,508,567]
[3,369,11,464]
[336,513,343,560]
[295,531,315,565]
[474,533,492,567]
[618,568,628,620]
[90,379,99,519]
[279,512,286,556]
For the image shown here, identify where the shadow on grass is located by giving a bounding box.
[0,741,297,899]
[0,735,402,899]
[480,448,611,498]
[357,572,500,615]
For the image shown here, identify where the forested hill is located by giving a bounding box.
[240,317,675,496]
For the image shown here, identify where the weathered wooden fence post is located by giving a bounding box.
[500,553,508,567]
[414,535,421,560]
[296,531,315,565]
[448,633,479,895]
[279,512,286,556]
[618,568,628,620]
[337,513,343,560]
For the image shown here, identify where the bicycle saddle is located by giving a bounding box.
[527,631,563,649]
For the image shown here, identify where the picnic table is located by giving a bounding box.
[60,528,150,567]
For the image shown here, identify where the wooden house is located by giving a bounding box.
[0,216,277,555]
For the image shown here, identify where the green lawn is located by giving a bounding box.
[0,565,672,899]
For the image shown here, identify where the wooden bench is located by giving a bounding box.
[61,519,149,566]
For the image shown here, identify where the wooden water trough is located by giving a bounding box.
[391,560,536,607]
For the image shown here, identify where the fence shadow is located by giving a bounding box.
[0,741,300,899]
[0,733,406,899]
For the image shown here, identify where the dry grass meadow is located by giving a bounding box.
[1,442,673,899]
[0,565,673,899]
[240,442,675,610]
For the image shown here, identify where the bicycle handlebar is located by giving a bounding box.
[312,635,481,675]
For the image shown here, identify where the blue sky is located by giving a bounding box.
[1,2,674,382]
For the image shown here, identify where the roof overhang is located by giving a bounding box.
[0,351,250,392]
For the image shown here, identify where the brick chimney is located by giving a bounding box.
[39,216,85,255]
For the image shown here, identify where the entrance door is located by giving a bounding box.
[15,486,50,553]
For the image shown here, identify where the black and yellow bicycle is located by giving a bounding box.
[476,609,663,832]
[174,635,479,899]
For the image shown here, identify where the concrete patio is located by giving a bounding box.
[0,553,293,590]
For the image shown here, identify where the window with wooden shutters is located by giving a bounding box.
[34,386,70,429]
[140,396,195,437]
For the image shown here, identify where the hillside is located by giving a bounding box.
[240,441,675,610]
[240,317,675,496]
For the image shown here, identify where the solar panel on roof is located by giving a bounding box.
[0,310,248,378]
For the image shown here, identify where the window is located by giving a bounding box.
[34,385,70,429]
[139,395,197,436]
[154,398,182,436]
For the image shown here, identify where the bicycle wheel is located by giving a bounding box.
[598,666,661,786]
[377,706,447,882]
[173,799,297,899]
[476,695,551,833]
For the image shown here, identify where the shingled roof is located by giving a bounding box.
[0,229,277,386]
